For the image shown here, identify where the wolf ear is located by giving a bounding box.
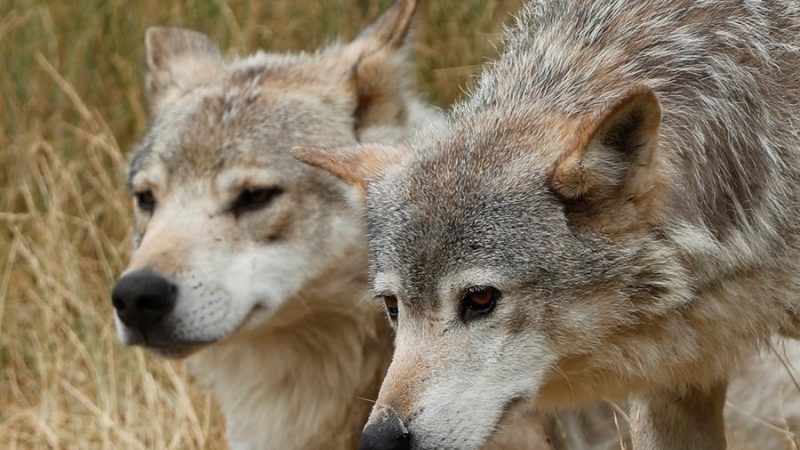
[344,0,419,137]
[144,27,224,109]
[551,86,662,201]
[292,144,411,198]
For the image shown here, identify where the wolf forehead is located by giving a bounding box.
[365,122,599,299]
[129,57,355,185]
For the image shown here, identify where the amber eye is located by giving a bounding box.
[461,286,500,322]
[381,295,399,321]
[231,187,282,216]
[135,190,156,213]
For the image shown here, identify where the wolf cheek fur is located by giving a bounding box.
[296,0,800,449]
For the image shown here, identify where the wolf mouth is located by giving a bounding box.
[158,304,267,345]
[138,326,214,358]
[132,301,270,357]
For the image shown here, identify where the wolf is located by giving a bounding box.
[110,1,436,449]
[294,0,800,448]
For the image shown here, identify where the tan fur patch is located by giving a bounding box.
[292,144,411,194]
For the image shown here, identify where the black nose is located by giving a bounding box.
[112,269,177,329]
[359,408,410,450]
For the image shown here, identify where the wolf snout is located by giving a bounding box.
[112,269,178,329]
[359,407,410,450]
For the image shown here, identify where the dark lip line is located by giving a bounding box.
[228,302,270,335]
[142,339,217,348]
[138,326,217,349]
[137,302,270,350]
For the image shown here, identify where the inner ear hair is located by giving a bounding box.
[595,88,661,157]
[351,54,408,136]
[551,86,662,201]
[347,0,419,137]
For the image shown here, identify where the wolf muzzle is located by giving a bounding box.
[112,269,177,330]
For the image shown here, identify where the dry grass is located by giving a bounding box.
[0,0,525,448]
[9,2,797,449]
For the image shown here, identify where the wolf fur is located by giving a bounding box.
[548,340,800,450]
[294,0,800,448]
[114,1,435,449]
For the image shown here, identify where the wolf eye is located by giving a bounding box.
[380,295,399,321]
[461,286,500,322]
[232,187,282,216]
[135,190,156,213]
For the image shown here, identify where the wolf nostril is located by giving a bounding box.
[139,294,168,311]
[111,269,178,329]
[359,408,410,450]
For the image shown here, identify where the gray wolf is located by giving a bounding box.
[110,1,436,448]
[294,0,800,448]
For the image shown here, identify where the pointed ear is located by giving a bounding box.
[144,27,224,109]
[356,0,417,48]
[291,144,411,198]
[551,86,662,201]
[345,0,419,136]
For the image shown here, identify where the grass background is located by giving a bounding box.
[0,0,524,448]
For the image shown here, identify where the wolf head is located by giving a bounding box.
[296,85,700,449]
[112,0,421,357]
